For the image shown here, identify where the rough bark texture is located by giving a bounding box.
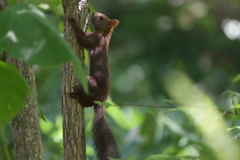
[0,0,7,10]
[8,58,43,160]
[61,0,89,159]
[0,1,43,160]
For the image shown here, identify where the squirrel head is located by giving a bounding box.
[91,12,119,34]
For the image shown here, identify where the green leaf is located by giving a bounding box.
[164,108,179,115]
[162,99,177,104]
[227,126,240,131]
[97,98,145,130]
[73,59,88,93]
[232,74,240,84]
[0,61,31,127]
[38,103,47,122]
[221,90,240,98]
[145,154,178,160]
[94,101,114,108]
[0,3,73,66]
[0,2,88,92]
[105,101,144,130]
[235,104,240,109]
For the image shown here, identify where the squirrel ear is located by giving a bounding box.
[108,19,119,28]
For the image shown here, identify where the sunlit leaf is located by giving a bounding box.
[165,70,240,160]
[227,126,240,131]
[104,98,144,130]
[235,104,240,109]
[145,154,177,160]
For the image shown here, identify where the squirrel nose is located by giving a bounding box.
[92,12,96,17]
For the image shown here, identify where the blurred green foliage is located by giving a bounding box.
[0,62,31,127]
[1,0,240,160]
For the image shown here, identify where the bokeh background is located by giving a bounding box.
[2,0,240,159]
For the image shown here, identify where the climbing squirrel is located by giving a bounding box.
[68,12,120,160]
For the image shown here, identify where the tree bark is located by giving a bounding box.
[61,0,89,159]
[0,1,44,160]
[8,58,44,160]
[0,0,7,10]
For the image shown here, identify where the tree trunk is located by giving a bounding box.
[0,1,44,160]
[8,58,44,160]
[0,0,7,10]
[61,0,89,159]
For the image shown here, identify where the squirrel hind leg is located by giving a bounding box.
[69,85,95,107]
[69,85,81,98]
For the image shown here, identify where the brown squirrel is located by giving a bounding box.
[68,12,121,160]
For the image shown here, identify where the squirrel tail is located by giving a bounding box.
[92,104,121,160]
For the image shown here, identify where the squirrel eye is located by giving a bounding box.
[100,16,103,20]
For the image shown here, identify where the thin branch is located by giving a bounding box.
[112,103,240,117]
[234,132,240,139]
[36,0,44,6]
[193,148,216,160]
[115,103,178,109]
[215,110,228,119]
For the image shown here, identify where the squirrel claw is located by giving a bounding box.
[68,17,76,24]
[69,92,76,99]
[73,85,79,91]
[69,85,80,99]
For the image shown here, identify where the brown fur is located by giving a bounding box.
[68,12,120,160]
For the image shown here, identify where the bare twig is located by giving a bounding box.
[215,110,228,119]
[37,0,44,6]
[193,148,216,160]
[115,103,178,109]
[112,103,240,117]
[234,132,240,139]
